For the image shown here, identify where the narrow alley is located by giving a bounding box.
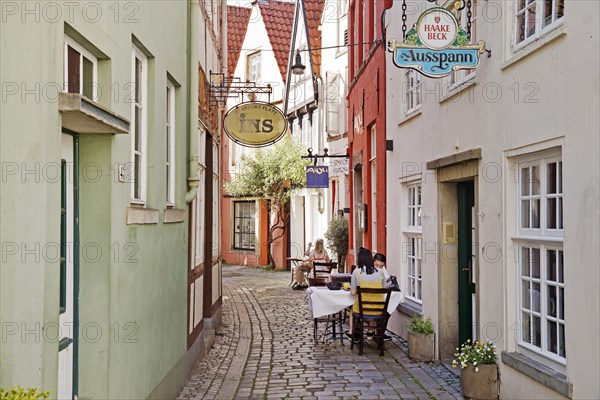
[178,265,462,400]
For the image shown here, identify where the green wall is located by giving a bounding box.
[1,2,192,398]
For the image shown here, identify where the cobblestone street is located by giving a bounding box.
[178,265,463,400]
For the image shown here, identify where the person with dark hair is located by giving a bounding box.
[373,252,390,281]
[373,252,392,341]
[346,247,387,341]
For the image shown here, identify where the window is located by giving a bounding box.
[233,201,256,250]
[247,51,261,83]
[408,185,422,229]
[515,151,565,364]
[403,183,422,304]
[326,73,340,134]
[131,46,148,203]
[166,80,175,205]
[405,70,422,114]
[63,36,97,100]
[370,125,377,250]
[212,142,220,257]
[514,0,565,47]
[450,2,477,85]
[406,235,422,302]
[337,0,349,50]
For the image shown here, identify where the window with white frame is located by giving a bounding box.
[131,47,148,203]
[337,0,349,49]
[247,51,261,83]
[450,2,477,85]
[369,124,377,251]
[233,201,256,250]
[166,80,175,205]
[514,0,565,47]
[403,183,422,304]
[405,70,422,114]
[326,72,340,134]
[516,150,565,364]
[64,36,97,100]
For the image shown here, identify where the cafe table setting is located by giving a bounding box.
[307,282,405,319]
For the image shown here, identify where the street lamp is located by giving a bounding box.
[291,51,306,75]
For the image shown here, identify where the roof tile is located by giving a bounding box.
[258,0,296,82]
[226,6,252,77]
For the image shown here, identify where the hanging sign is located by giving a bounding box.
[387,7,486,78]
[306,166,329,189]
[223,101,287,148]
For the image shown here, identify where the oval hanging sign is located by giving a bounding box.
[223,101,288,148]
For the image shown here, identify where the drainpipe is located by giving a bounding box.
[186,0,200,203]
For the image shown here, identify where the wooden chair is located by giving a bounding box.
[350,287,392,356]
[312,261,337,278]
[308,278,344,345]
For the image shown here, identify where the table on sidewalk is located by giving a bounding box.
[307,286,404,319]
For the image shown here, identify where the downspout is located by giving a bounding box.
[186,0,200,203]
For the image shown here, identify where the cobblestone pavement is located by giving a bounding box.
[178,265,463,400]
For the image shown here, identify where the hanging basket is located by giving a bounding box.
[460,363,499,400]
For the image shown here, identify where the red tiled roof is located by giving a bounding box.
[258,0,296,82]
[304,0,324,76]
[227,5,252,78]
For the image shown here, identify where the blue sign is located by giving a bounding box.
[390,44,484,78]
[387,7,486,79]
[306,166,329,188]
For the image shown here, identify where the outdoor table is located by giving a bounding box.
[307,286,404,319]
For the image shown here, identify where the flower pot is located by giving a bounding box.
[407,332,435,361]
[460,364,499,400]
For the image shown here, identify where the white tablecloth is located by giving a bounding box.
[307,287,404,318]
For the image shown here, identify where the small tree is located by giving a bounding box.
[325,215,349,272]
[224,136,309,268]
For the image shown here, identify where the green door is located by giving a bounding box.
[457,180,475,346]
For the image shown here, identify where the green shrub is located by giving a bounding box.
[0,386,50,400]
[324,216,349,271]
[408,314,435,335]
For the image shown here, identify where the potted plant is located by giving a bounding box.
[0,386,50,400]
[452,340,499,400]
[324,215,349,272]
[407,314,435,361]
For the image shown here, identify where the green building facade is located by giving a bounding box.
[0,1,225,398]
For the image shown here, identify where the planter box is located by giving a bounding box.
[407,332,435,361]
[460,364,499,400]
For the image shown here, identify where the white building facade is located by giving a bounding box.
[385,1,599,399]
[286,0,349,263]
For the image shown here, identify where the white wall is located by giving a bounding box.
[385,0,599,398]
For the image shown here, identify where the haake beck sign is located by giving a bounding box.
[223,101,287,148]
[387,7,486,78]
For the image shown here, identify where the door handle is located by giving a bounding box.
[462,267,470,271]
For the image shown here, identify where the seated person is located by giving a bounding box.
[373,252,390,281]
[304,242,313,257]
[347,247,388,341]
[308,238,330,271]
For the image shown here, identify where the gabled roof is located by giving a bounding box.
[227,5,252,78]
[304,0,324,76]
[258,0,296,82]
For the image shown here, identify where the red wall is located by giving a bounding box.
[347,0,392,266]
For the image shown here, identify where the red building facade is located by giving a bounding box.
[347,0,392,265]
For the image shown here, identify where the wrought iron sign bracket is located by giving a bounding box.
[209,71,273,106]
[302,147,349,166]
